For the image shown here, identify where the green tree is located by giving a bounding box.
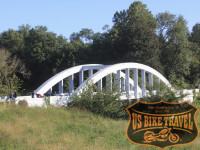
[0,25,79,91]
[18,24,31,37]
[156,13,192,88]
[69,29,95,65]
[0,48,29,96]
[111,1,161,71]
[188,23,200,87]
[189,23,200,47]
[0,29,24,56]
[22,26,76,89]
[187,44,200,87]
[88,31,114,64]
[79,28,94,43]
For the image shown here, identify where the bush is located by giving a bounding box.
[18,100,28,107]
[44,97,50,107]
[193,91,200,108]
[69,81,186,119]
[140,88,186,103]
[69,82,129,119]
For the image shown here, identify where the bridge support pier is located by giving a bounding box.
[88,69,93,77]
[134,68,138,99]
[59,80,63,94]
[79,71,84,85]
[125,69,130,94]
[98,69,102,91]
[69,75,74,94]
[117,70,121,92]
[98,79,102,91]
[141,70,146,97]
[121,78,125,91]
[149,73,153,92]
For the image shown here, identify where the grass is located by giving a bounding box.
[0,104,199,150]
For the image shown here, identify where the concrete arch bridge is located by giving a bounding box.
[34,63,172,105]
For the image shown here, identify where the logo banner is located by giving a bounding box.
[126,100,199,149]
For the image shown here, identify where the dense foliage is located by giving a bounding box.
[69,82,187,119]
[0,1,200,94]
[0,48,30,95]
[69,82,129,119]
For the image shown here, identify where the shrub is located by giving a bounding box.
[193,91,200,108]
[69,82,129,119]
[44,97,50,107]
[139,89,186,103]
[69,81,186,119]
[18,100,28,107]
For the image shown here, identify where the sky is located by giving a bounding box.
[0,0,199,39]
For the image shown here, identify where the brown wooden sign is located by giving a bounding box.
[126,100,199,149]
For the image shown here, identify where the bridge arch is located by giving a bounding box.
[74,63,173,99]
[35,62,173,100]
[35,64,105,95]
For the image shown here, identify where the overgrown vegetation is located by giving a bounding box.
[44,97,50,107]
[18,100,28,106]
[193,91,200,108]
[69,82,187,119]
[140,83,187,103]
[69,82,129,119]
[0,48,30,96]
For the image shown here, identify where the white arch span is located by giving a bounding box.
[35,63,141,96]
[35,64,105,95]
[35,62,173,100]
[74,63,173,99]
